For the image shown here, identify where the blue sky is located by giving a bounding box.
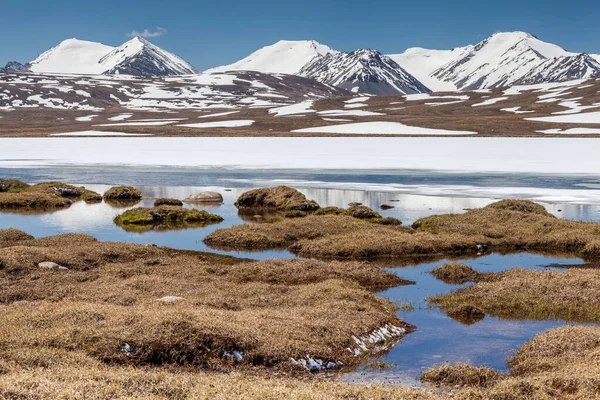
[1,0,599,70]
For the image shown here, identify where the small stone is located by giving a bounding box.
[157,296,185,304]
[380,204,395,210]
[38,261,67,270]
[253,215,263,219]
[184,191,223,203]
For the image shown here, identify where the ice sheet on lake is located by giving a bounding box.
[4,137,600,175]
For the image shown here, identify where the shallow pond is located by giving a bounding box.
[1,167,599,386]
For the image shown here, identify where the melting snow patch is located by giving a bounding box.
[344,103,367,109]
[425,100,465,107]
[345,96,369,104]
[50,131,152,137]
[108,113,133,121]
[537,128,600,135]
[269,100,314,116]
[501,107,534,114]
[526,111,600,124]
[199,111,240,119]
[472,97,508,107]
[290,356,343,372]
[347,324,406,357]
[405,94,469,102]
[223,350,243,362]
[75,114,98,122]
[293,121,477,135]
[179,120,255,128]
[322,118,352,122]
[317,109,384,117]
[94,121,178,127]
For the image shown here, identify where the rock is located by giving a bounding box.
[38,261,68,270]
[253,215,263,219]
[380,204,395,210]
[156,296,185,304]
[184,191,223,203]
[348,202,363,207]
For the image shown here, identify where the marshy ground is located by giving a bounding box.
[2,182,600,399]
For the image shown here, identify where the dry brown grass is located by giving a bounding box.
[114,206,224,232]
[429,267,600,323]
[421,363,503,388]
[154,198,184,207]
[0,179,101,210]
[206,200,600,261]
[103,186,143,200]
[235,186,320,212]
[0,358,438,399]
[0,229,412,376]
[430,262,501,285]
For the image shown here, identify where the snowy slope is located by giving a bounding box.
[207,40,337,74]
[98,37,196,76]
[431,32,574,90]
[388,47,471,92]
[28,38,115,75]
[299,49,430,95]
[515,53,600,85]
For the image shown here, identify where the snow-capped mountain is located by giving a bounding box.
[208,40,337,74]
[388,47,472,92]
[27,37,196,76]
[0,62,30,73]
[28,38,115,75]
[515,53,600,85]
[98,37,196,76]
[430,31,574,90]
[299,49,430,95]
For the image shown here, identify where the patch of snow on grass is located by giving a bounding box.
[472,97,508,107]
[269,100,314,116]
[345,96,369,104]
[537,128,600,135]
[94,121,178,127]
[501,107,534,114]
[179,120,255,128]
[50,131,152,137]
[75,114,98,122]
[199,111,240,119]
[108,113,133,121]
[426,100,465,107]
[317,110,384,117]
[344,103,367,109]
[293,121,476,135]
[405,94,469,101]
[526,111,600,124]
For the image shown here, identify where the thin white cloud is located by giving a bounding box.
[127,27,167,38]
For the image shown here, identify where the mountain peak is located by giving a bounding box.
[207,39,337,74]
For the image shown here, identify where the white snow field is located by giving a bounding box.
[49,131,152,137]
[3,137,600,175]
[526,111,600,124]
[538,128,600,135]
[269,100,315,116]
[178,120,255,128]
[472,97,508,107]
[199,111,240,119]
[292,121,477,135]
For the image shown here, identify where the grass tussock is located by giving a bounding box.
[0,230,412,374]
[114,206,224,232]
[0,179,102,210]
[207,199,600,260]
[103,186,142,200]
[235,186,320,211]
[421,363,502,388]
[429,267,600,323]
[154,198,183,207]
[430,262,497,284]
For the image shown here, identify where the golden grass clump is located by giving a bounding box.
[103,186,143,200]
[114,206,224,232]
[421,363,502,388]
[0,232,412,374]
[235,186,320,211]
[430,262,485,284]
[0,179,102,210]
[154,198,184,207]
[429,267,600,323]
[207,199,600,261]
